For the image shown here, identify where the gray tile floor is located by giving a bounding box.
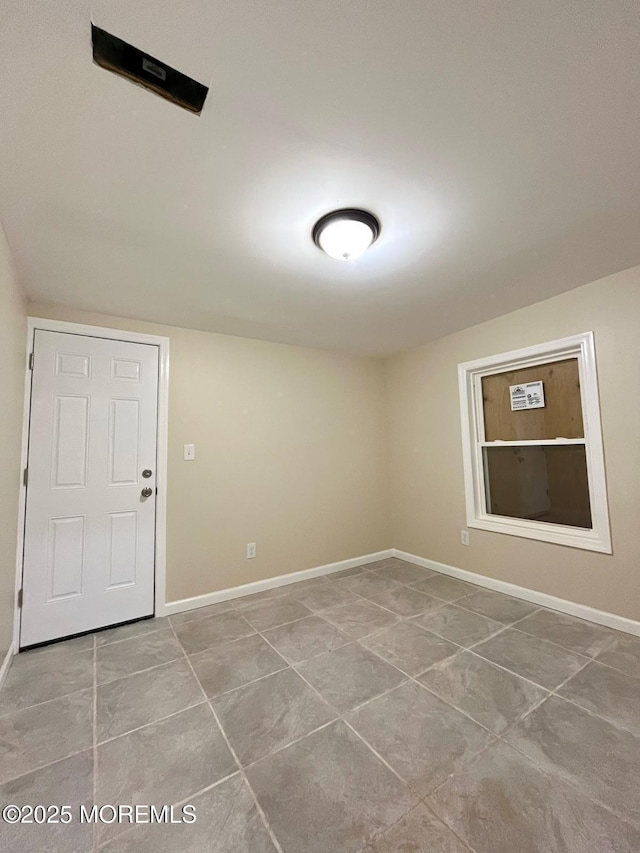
[1,558,639,852]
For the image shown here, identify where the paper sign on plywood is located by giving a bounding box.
[510,381,545,411]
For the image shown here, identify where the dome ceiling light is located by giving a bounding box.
[312,208,380,261]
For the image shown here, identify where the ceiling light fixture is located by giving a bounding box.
[312,208,380,261]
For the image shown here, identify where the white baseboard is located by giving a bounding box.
[394,549,640,638]
[0,642,16,691]
[164,545,640,638]
[164,549,394,617]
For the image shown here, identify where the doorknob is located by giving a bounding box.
[141,487,153,498]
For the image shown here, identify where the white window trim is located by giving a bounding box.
[458,332,611,554]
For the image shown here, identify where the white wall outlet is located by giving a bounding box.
[460,529,470,546]
[183,443,195,461]
[246,542,256,559]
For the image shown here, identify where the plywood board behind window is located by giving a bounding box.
[482,358,583,441]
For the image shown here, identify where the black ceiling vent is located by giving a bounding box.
[91,25,208,115]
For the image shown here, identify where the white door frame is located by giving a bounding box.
[14,318,170,649]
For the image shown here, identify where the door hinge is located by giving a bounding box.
[28,352,34,370]
[23,467,28,487]
[17,588,23,609]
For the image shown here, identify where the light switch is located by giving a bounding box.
[183,443,195,461]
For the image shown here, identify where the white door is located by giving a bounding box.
[21,330,159,647]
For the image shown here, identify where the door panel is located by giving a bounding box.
[110,357,142,382]
[21,330,159,647]
[48,515,85,599]
[55,352,92,378]
[51,395,90,489]
[108,398,140,485]
[107,511,138,588]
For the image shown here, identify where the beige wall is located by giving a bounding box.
[27,264,640,621]
[385,265,640,621]
[0,227,27,661]
[28,303,391,602]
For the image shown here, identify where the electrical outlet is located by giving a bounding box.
[246,542,256,559]
[460,529,470,546]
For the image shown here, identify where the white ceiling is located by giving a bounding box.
[1,1,639,355]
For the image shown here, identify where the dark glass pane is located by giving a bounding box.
[484,444,592,529]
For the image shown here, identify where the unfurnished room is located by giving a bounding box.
[0,2,639,852]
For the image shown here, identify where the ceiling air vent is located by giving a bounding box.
[91,25,209,114]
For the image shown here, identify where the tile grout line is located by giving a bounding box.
[356,630,464,676]
[326,581,542,648]
[203,663,291,702]
[407,678,501,741]
[247,611,332,634]
[423,649,636,835]
[257,620,463,738]
[509,625,640,681]
[186,573,635,680]
[8,599,636,844]
[163,768,241,810]
[167,618,209,703]
[92,622,212,744]
[342,717,417,792]
[234,718,338,776]
[94,770,243,852]
[170,618,286,853]
[487,681,640,835]
[349,632,506,741]
[175,585,625,794]
[251,598,607,824]
[254,625,421,805]
[177,624,261,651]
[189,621,415,784]
[3,603,620,792]
[505,651,617,731]
[3,614,416,788]
[94,623,169,649]
[425,734,505,803]
[240,575,414,631]
[0,682,95,719]
[0,745,100,791]
[446,601,639,679]
[547,688,640,737]
[296,658,412,719]
[207,701,286,853]
[353,799,479,853]
[423,747,504,853]
[493,737,640,834]
[242,627,419,788]
[173,564,499,658]
[399,606,607,737]
[253,626,347,717]
[0,698,212,788]
[6,565,635,834]
[95,652,189,688]
[420,801,480,853]
[349,615,556,739]
[96,699,211,748]
[406,618,507,652]
[0,589,475,720]
[259,623,353,665]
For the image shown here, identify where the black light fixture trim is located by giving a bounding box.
[312,208,381,250]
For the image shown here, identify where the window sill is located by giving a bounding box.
[468,514,612,554]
